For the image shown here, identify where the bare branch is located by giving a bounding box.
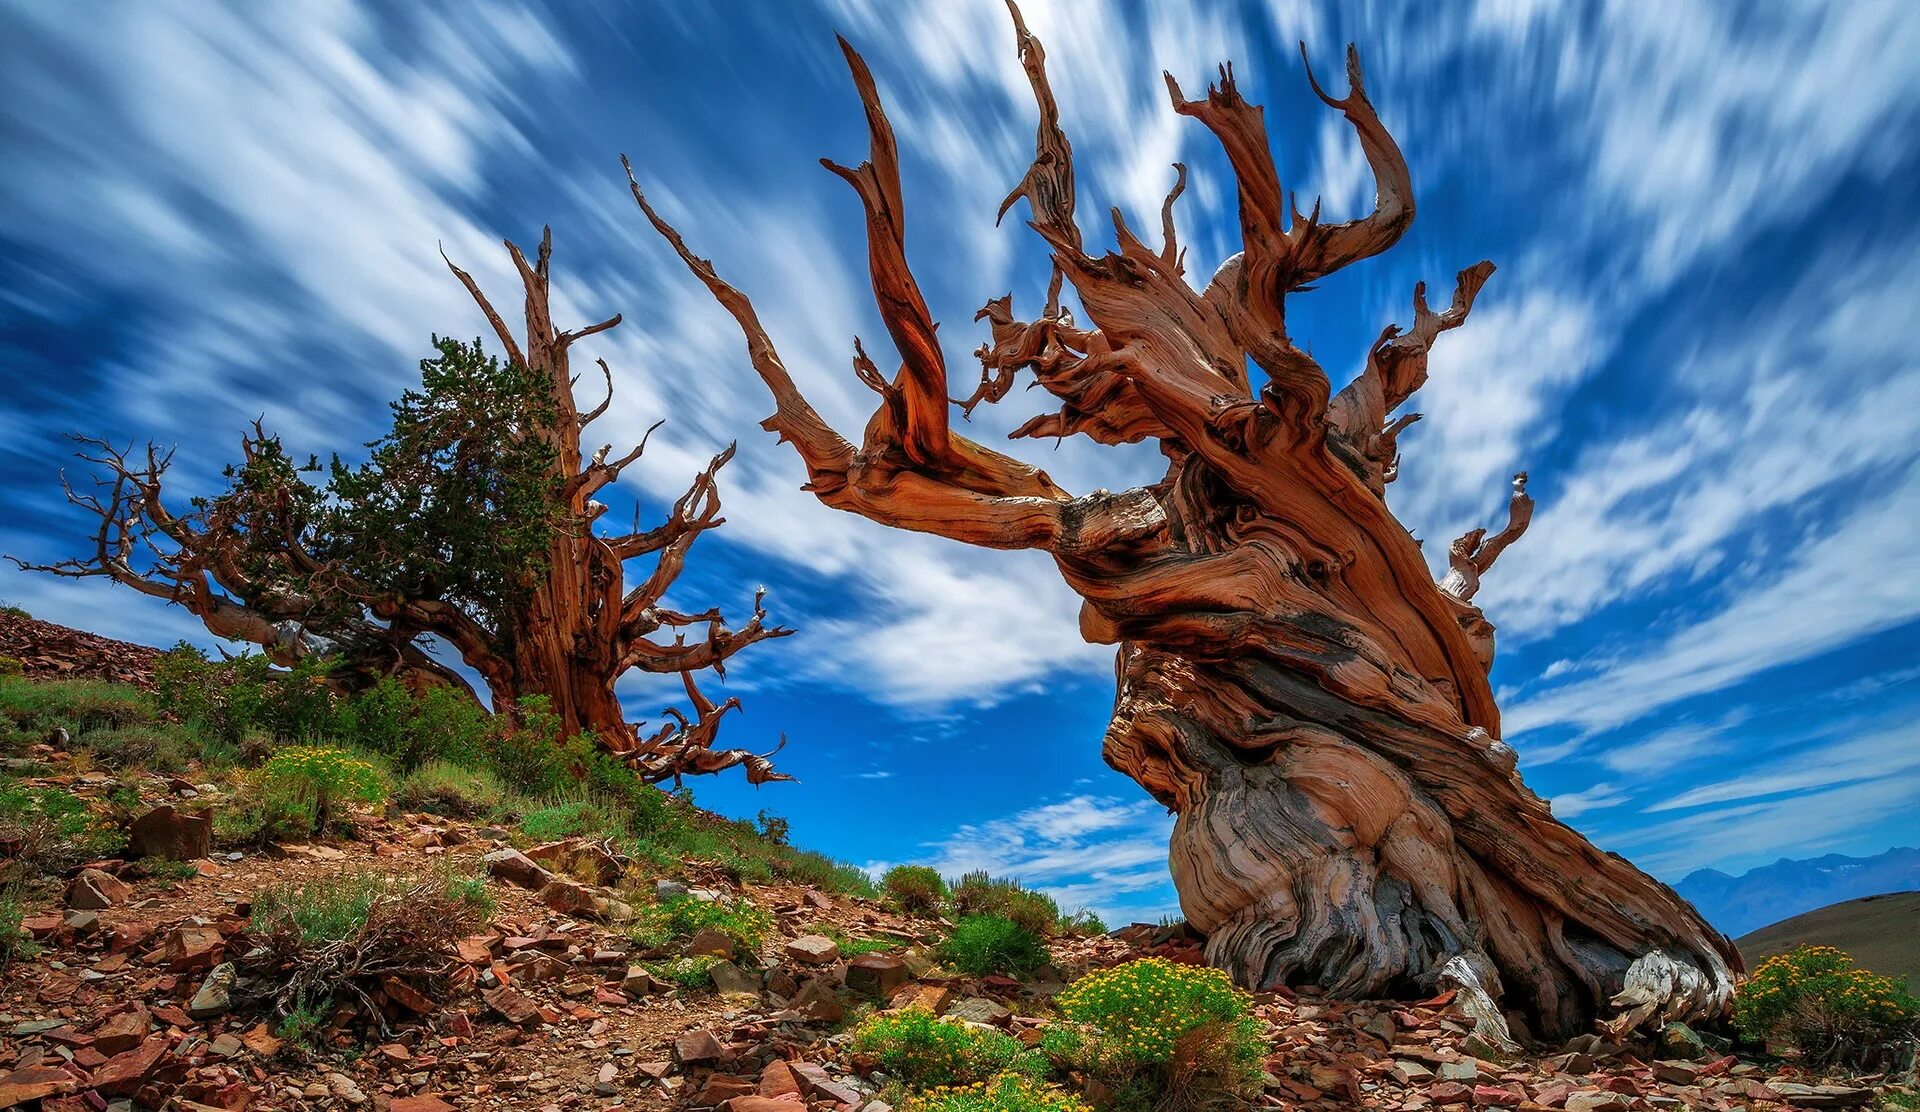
[631,671,796,787]
[579,358,616,428]
[1440,472,1534,602]
[1327,261,1496,492]
[440,244,526,368]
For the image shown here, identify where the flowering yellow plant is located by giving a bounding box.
[254,746,389,833]
[1733,944,1918,1068]
[902,1073,1094,1112]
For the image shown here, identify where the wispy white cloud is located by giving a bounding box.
[1549,782,1630,819]
[1507,459,1920,737]
[1646,721,1920,814]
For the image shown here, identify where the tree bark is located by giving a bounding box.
[629,6,1739,1038]
[26,235,796,785]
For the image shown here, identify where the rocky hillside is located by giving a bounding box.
[1,752,1898,1111]
[0,620,1911,1110]
[0,607,159,687]
[1679,849,1920,938]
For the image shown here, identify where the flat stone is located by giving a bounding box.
[188,962,236,1018]
[390,1098,457,1112]
[164,924,224,972]
[0,1065,79,1107]
[65,868,132,910]
[1438,1059,1480,1082]
[791,979,844,1023]
[784,935,839,964]
[710,960,760,997]
[889,981,952,1015]
[947,997,1011,1026]
[483,847,555,891]
[91,1034,170,1095]
[1766,1083,1871,1108]
[480,984,542,1026]
[688,926,737,958]
[89,1005,151,1055]
[673,1027,727,1065]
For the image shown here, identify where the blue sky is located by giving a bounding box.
[3,0,1917,929]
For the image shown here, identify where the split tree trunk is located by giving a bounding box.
[630,7,1740,1038]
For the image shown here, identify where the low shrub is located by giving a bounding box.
[645,954,722,990]
[243,866,491,1031]
[519,797,622,842]
[999,888,1059,938]
[1734,945,1919,1070]
[951,872,1056,935]
[902,1074,1094,1112]
[154,647,337,745]
[885,865,950,915]
[0,885,29,967]
[850,1007,1045,1089]
[75,725,202,773]
[0,780,122,870]
[629,893,772,954]
[952,870,1000,916]
[339,680,487,774]
[785,852,880,900]
[0,675,155,734]
[938,915,1049,978]
[1056,909,1107,937]
[1041,958,1263,1109]
[253,749,391,837]
[394,760,506,818]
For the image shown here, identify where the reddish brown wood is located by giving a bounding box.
[630,6,1738,1037]
[22,234,794,785]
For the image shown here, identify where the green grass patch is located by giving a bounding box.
[628,893,772,954]
[937,915,1049,978]
[849,1007,1045,1090]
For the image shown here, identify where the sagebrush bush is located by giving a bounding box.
[520,797,621,842]
[249,747,389,835]
[154,647,337,745]
[1041,958,1263,1109]
[629,893,772,954]
[1734,945,1919,1069]
[0,780,122,870]
[999,888,1060,937]
[1056,909,1107,937]
[901,1074,1094,1112]
[645,954,723,990]
[949,872,1056,935]
[0,675,154,734]
[885,865,950,914]
[244,866,491,1030]
[850,1007,1045,1089]
[395,760,505,818]
[938,915,1050,978]
[952,870,1000,916]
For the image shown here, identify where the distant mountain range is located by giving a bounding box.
[1676,847,1920,937]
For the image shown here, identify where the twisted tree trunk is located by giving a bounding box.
[628,6,1739,1038]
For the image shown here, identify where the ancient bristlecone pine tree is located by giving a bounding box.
[629,10,1739,1037]
[19,233,793,785]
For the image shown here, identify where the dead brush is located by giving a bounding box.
[239,867,492,1038]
